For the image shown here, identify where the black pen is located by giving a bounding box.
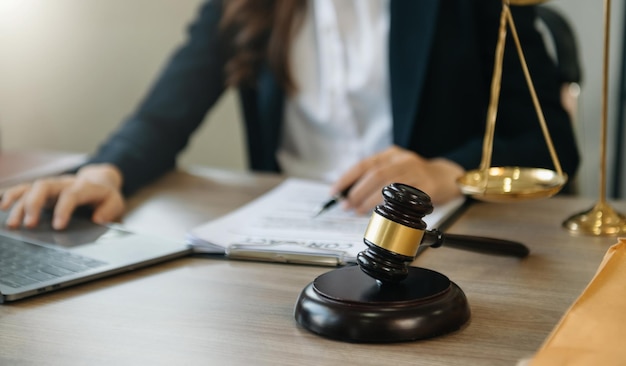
[313,184,354,217]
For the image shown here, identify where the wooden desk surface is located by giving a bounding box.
[0,167,620,365]
[0,149,86,189]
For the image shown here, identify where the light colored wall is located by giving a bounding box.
[548,0,624,200]
[0,0,246,171]
[0,1,622,199]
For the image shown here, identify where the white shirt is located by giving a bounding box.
[277,0,392,182]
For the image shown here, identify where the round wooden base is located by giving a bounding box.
[294,265,470,343]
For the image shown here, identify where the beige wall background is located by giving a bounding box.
[0,0,623,199]
[0,0,246,171]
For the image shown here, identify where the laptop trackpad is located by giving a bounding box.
[0,210,130,248]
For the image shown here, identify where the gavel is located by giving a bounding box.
[295,182,526,342]
[357,183,529,284]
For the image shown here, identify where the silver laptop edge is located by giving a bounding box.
[0,212,191,303]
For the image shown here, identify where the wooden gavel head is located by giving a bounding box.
[357,183,439,284]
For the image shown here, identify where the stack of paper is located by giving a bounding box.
[186,178,465,266]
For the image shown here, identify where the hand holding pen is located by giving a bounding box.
[323,146,468,215]
[313,184,354,217]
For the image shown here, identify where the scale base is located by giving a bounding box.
[294,265,470,343]
[563,201,626,236]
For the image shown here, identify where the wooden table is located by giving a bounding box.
[0,149,86,190]
[0,166,620,365]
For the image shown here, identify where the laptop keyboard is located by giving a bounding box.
[0,236,106,289]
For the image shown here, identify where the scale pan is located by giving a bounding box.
[457,167,567,203]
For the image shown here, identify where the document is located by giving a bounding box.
[186,178,466,266]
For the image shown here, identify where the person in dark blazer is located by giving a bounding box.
[1,0,579,230]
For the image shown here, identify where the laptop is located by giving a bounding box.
[0,210,191,303]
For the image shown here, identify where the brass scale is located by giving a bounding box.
[458,0,626,236]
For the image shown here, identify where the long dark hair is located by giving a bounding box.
[219,0,307,94]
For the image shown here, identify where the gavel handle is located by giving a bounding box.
[423,230,530,258]
[443,233,529,258]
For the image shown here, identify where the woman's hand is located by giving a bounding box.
[332,145,465,214]
[0,164,125,230]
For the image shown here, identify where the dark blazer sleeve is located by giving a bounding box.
[406,2,580,180]
[85,0,227,196]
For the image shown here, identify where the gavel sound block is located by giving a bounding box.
[294,183,471,343]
